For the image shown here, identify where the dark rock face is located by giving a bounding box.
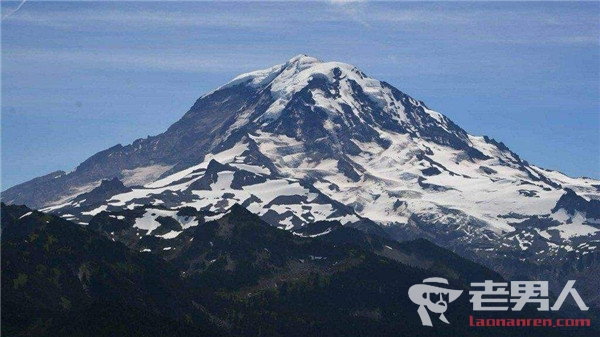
[187,160,234,191]
[552,188,600,219]
[72,177,132,207]
[1,170,67,210]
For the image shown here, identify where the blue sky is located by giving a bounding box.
[1,1,599,189]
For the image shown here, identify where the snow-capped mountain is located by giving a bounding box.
[3,55,599,301]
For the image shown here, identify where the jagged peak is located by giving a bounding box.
[72,177,131,204]
[205,159,234,173]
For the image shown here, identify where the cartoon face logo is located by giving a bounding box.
[408,277,463,326]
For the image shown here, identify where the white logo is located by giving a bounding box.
[469,280,589,311]
[408,277,463,327]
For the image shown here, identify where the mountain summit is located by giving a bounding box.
[216,53,483,160]
[3,56,599,301]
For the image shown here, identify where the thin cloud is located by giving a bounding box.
[329,0,371,29]
[9,9,267,29]
[5,6,341,30]
[329,0,367,4]
[3,47,284,74]
[2,0,27,21]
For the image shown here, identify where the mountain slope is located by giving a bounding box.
[6,203,589,337]
[1,203,226,336]
[3,55,598,306]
